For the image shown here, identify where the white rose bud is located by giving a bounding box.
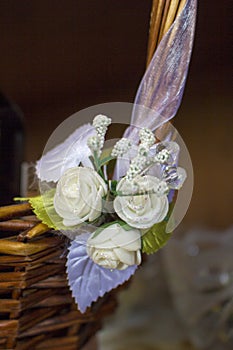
[54,167,107,226]
[87,223,141,270]
[114,175,169,229]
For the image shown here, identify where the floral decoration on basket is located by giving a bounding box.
[18,0,197,313]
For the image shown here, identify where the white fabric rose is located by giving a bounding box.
[54,167,107,226]
[87,223,141,270]
[114,175,169,229]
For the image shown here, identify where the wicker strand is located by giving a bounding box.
[146,0,185,141]
[0,203,32,221]
[158,0,181,42]
[146,0,165,66]
[0,220,36,231]
[17,223,50,242]
[146,0,183,66]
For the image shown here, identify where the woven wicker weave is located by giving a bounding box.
[0,204,119,350]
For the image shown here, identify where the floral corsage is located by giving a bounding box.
[27,113,187,312]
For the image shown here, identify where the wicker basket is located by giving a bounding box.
[0,203,119,350]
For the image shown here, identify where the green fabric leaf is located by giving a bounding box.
[142,205,174,254]
[117,221,135,231]
[16,190,80,231]
[28,190,60,229]
[99,155,115,168]
[100,148,116,177]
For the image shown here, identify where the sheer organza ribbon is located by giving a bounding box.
[113,0,197,180]
[124,0,197,141]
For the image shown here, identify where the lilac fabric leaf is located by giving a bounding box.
[124,0,197,141]
[36,123,95,182]
[66,234,137,313]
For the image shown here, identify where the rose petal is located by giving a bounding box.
[114,248,135,266]
[111,229,141,251]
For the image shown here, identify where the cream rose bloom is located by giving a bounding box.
[87,223,141,270]
[54,167,107,226]
[113,176,169,229]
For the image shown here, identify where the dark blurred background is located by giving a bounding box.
[0,0,232,227]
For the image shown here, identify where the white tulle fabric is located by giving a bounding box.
[36,124,95,182]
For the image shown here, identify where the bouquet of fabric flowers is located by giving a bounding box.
[26,113,188,312]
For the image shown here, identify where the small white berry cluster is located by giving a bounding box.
[126,128,154,181]
[111,138,132,157]
[125,156,149,181]
[88,114,111,156]
[131,178,169,197]
[153,180,169,197]
[154,148,170,163]
[139,128,155,147]
[87,136,101,153]
[93,114,111,130]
